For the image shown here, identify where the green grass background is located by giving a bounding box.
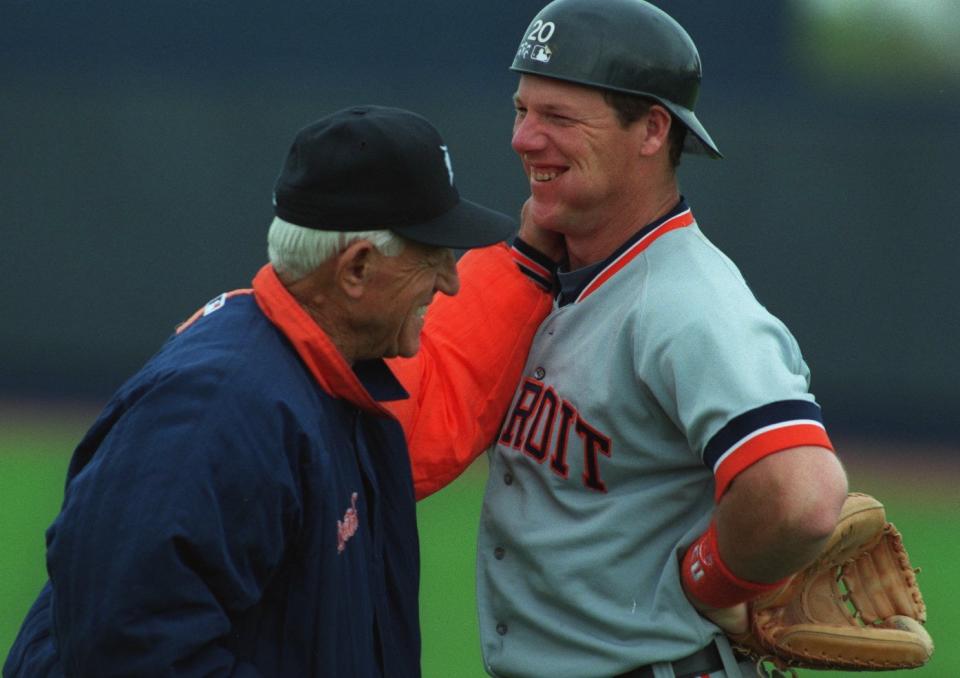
[2,415,956,677]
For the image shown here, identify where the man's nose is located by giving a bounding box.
[437,256,460,297]
[511,115,546,155]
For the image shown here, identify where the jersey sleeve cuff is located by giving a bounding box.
[705,400,835,500]
[511,237,558,292]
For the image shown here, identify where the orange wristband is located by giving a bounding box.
[681,522,786,609]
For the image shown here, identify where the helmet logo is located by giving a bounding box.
[531,44,552,63]
[517,19,556,64]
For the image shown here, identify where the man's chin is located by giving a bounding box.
[527,200,568,233]
[395,340,422,360]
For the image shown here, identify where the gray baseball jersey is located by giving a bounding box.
[477,201,833,678]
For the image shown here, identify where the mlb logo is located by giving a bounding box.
[531,45,552,63]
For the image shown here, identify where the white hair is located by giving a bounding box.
[267,216,406,282]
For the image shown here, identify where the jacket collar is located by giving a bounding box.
[252,264,407,415]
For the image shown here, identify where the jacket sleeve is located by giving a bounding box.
[386,242,553,500]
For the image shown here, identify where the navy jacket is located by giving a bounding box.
[5,273,420,677]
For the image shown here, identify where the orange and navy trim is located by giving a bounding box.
[575,204,694,304]
[705,399,834,500]
[251,264,401,416]
[511,238,557,292]
[175,265,404,416]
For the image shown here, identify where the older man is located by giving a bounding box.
[454,1,849,677]
[4,106,556,678]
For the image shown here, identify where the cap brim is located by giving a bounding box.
[394,198,517,249]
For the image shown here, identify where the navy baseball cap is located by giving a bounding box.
[273,106,516,249]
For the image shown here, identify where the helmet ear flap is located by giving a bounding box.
[510,0,722,159]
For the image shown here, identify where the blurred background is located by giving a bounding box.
[1,0,957,675]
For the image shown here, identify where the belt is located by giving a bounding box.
[614,642,723,678]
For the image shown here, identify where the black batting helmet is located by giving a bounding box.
[510,0,722,158]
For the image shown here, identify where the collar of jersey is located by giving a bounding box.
[252,263,407,415]
[556,199,694,307]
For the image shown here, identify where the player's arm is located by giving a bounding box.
[648,274,850,631]
[681,445,847,632]
[387,204,562,500]
[714,444,847,581]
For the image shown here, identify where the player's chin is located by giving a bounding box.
[525,198,569,233]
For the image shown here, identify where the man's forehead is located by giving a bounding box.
[514,75,605,109]
[396,240,453,265]
[420,245,455,267]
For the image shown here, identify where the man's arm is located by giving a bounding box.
[715,445,847,580]
[682,445,848,632]
[387,202,564,500]
[386,242,555,499]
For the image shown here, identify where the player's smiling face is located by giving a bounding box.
[511,74,648,239]
[360,241,459,360]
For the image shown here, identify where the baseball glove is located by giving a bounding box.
[731,492,933,673]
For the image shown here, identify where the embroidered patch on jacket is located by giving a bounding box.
[337,492,360,554]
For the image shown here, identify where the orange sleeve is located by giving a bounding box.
[385,243,553,500]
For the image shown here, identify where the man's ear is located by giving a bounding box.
[336,240,377,299]
[637,104,673,158]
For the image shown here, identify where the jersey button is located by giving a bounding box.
[494,546,505,560]
[534,367,546,380]
[503,472,513,485]
[496,623,508,636]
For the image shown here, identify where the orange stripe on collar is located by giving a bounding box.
[576,209,695,303]
[252,264,391,416]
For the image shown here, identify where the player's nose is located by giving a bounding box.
[511,115,547,156]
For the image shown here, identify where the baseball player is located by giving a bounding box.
[474,1,849,676]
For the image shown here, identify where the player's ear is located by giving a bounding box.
[636,104,672,158]
[336,240,377,299]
